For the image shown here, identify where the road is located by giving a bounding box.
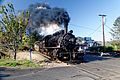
[1,55,120,80]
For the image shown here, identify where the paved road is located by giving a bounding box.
[1,55,120,80]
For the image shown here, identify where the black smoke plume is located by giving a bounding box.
[27,3,70,35]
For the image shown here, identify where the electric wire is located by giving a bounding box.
[69,23,97,31]
[69,23,102,37]
[88,25,101,36]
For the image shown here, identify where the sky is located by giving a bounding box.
[1,0,120,41]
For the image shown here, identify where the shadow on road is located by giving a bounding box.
[0,67,45,80]
[0,74,10,77]
[83,54,111,63]
[0,67,10,80]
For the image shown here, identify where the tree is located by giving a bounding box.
[0,3,29,60]
[111,16,120,39]
[110,16,120,50]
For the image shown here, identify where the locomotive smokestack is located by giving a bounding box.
[64,21,68,34]
[63,11,70,34]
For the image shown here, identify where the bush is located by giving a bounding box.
[106,46,114,52]
[88,46,114,53]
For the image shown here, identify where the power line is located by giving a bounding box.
[69,23,102,37]
[105,24,112,30]
[88,25,101,36]
[69,23,97,31]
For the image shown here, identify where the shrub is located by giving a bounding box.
[88,46,114,53]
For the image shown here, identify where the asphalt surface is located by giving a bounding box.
[1,55,120,80]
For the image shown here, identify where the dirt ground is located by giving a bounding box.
[17,51,47,62]
[16,51,70,68]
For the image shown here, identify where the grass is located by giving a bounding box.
[0,59,43,68]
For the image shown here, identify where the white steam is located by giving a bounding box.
[36,6,47,10]
[40,23,61,36]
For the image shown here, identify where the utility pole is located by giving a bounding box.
[99,14,106,48]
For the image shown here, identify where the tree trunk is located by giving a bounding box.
[13,48,17,60]
[13,39,17,60]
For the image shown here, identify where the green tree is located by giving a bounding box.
[111,16,120,39]
[0,3,29,60]
[110,16,120,50]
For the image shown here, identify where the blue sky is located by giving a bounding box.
[1,0,120,41]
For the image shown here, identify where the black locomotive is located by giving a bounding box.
[37,29,84,62]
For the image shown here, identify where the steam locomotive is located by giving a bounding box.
[36,29,84,62]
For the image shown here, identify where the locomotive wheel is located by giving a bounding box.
[57,51,70,61]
